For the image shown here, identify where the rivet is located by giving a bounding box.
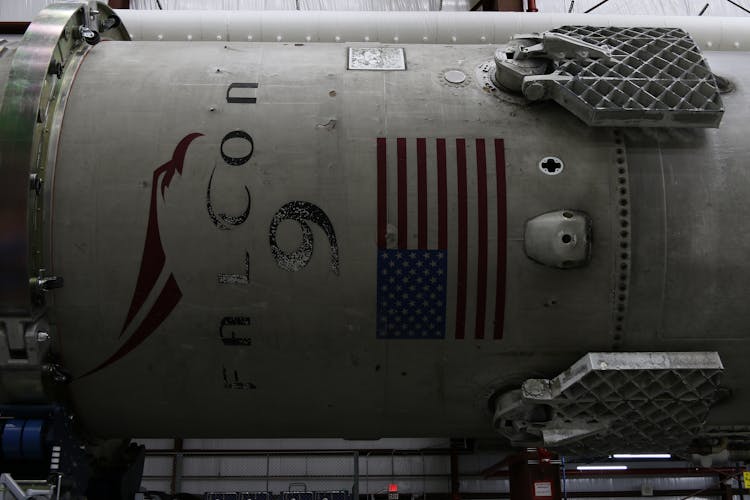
[29,173,43,194]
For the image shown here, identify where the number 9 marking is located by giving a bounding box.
[269,201,339,275]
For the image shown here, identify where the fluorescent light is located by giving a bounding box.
[576,465,628,471]
[611,453,671,459]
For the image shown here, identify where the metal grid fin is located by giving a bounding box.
[495,353,725,456]
[548,356,723,454]
[545,26,724,127]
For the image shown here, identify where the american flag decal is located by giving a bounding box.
[376,137,507,340]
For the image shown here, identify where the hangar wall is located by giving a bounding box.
[138,438,461,495]
[136,438,740,498]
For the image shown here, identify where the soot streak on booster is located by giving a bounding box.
[269,201,340,275]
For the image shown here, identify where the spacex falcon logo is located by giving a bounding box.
[81,133,203,378]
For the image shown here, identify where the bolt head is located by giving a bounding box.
[29,174,43,194]
[524,82,546,101]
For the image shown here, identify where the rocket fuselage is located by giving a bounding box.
[1,34,749,440]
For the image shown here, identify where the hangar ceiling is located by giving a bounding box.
[2,0,750,19]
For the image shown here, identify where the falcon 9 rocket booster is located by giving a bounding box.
[0,2,749,457]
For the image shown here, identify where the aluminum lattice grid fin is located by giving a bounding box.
[534,26,724,128]
[493,353,724,457]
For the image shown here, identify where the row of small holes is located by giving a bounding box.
[613,130,630,350]
[479,62,499,93]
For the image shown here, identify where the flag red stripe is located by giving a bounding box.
[494,138,507,339]
[475,139,488,340]
[417,138,427,250]
[397,138,407,250]
[455,138,468,340]
[377,138,387,250]
[437,138,448,251]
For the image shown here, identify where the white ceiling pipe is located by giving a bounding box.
[115,9,750,51]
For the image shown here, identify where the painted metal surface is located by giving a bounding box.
[0,2,129,406]
[44,40,619,438]
[0,1,128,319]
[114,10,750,51]
[2,5,750,448]
[0,2,86,316]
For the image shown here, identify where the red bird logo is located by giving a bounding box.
[81,133,203,378]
